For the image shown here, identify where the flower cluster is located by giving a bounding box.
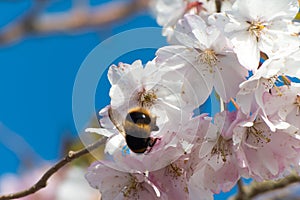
[85,0,300,199]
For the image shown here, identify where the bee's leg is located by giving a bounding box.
[145,138,161,154]
[151,125,159,131]
[149,138,160,147]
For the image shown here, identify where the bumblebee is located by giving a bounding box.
[108,107,159,154]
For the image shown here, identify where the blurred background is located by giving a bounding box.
[0,0,299,199]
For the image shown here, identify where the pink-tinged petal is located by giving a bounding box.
[199,123,219,158]
[214,52,248,102]
[236,92,254,115]
[242,147,278,181]
[237,78,269,115]
[217,111,244,139]
[257,148,279,176]
[195,157,240,193]
[286,109,300,129]
[231,31,260,70]
[85,162,132,199]
[150,165,189,200]
[233,113,300,181]
[188,176,214,200]
[263,92,282,117]
[233,126,246,146]
[263,84,300,129]
[86,161,163,200]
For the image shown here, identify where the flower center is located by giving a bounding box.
[246,124,271,146]
[198,49,219,68]
[262,76,278,92]
[211,136,231,162]
[167,164,184,178]
[248,21,265,38]
[122,176,140,198]
[137,88,158,107]
[294,94,300,116]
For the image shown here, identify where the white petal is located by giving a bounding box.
[108,60,143,85]
[183,66,214,107]
[231,31,260,70]
[85,128,115,138]
[105,134,126,155]
[175,14,210,49]
[214,52,248,102]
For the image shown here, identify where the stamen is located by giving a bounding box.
[137,88,158,107]
[198,49,219,68]
[248,21,265,38]
[167,164,184,177]
[211,136,231,162]
[282,75,291,86]
[246,125,271,146]
[122,176,140,198]
[273,85,283,96]
[262,76,278,93]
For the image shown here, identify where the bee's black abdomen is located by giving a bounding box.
[125,135,150,153]
[126,111,151,125]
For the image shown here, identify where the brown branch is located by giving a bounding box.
[235,179,247,200]
[0,0,150,45]
[231,173,300,200]
[0,0,48,45]
[0,137,107,200]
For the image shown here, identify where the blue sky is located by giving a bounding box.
[0,0,156,172]
[0,1,240,199]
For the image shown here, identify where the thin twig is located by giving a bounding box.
[231,173,300,200]
[0,0,150,45]
[247,174,300,199]
[0,137,107,200]
[230,98,239,110]
[236,179,247,200]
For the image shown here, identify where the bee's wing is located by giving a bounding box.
[108,106,126,137]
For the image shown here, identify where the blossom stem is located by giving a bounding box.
[0,137,107,200]
[282,75,291,86]
[230,98,240,110]
[236,179,246,200]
